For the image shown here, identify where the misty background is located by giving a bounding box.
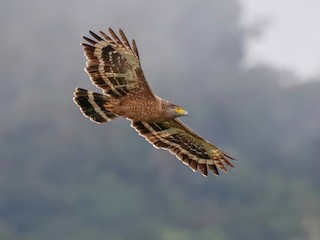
[1,0,319,240]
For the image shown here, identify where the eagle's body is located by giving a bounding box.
[74,28,234,177]
[107,94,172,122]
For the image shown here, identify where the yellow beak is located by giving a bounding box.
[175,107,188,116]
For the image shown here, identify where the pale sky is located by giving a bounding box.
[240,0,320,80]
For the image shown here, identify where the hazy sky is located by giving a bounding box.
[241,0,320,80]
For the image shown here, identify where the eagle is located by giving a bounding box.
[73,28,234,177]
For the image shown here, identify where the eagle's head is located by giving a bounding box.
[161,100,188,119]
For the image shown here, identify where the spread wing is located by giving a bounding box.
[82,28,154,98]
[131,119,234,177]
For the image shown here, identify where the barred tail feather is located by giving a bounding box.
[73,88,118,123]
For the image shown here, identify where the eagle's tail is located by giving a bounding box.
[73,88,118,123]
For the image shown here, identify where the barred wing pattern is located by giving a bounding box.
[82,28,154,98]
[131,119,234,176]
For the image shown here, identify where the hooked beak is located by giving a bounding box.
[183,110,188,116]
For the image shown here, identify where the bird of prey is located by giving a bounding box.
[73,28,234,177]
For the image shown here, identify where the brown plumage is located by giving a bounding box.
[73,28,234,177]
